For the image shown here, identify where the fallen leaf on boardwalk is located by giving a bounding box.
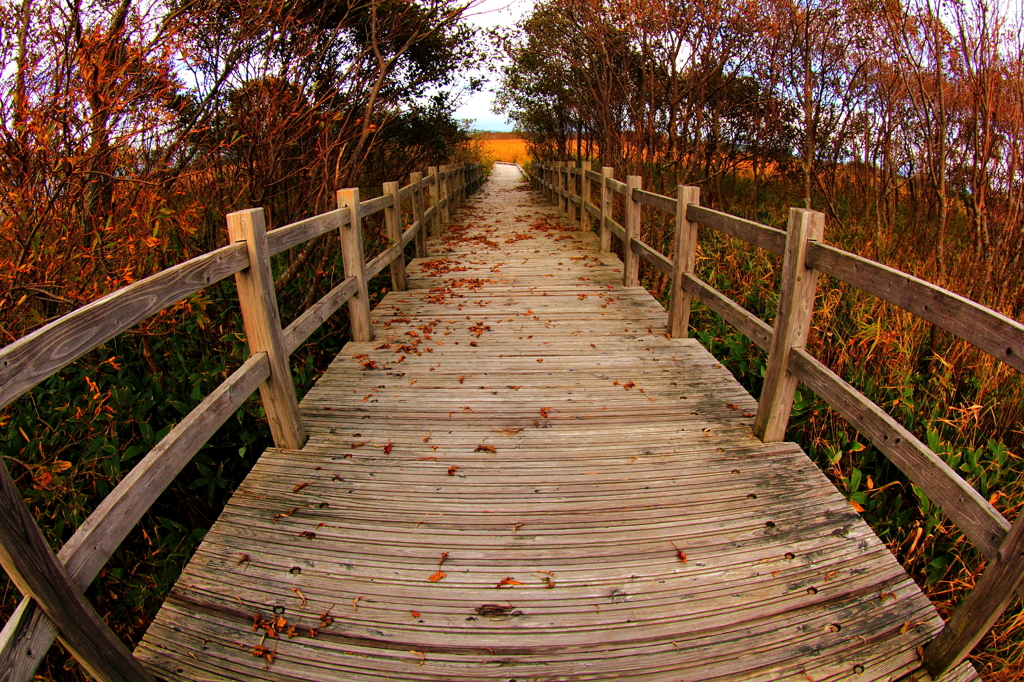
[292,482,308,493]
[291,588,307,608]
[351,441,366,448]
[458,375,465,383]
[512,522,525,532]
[410,650,425,666]
[622,381,635,390]
[448,466,459,476]
[539,407,550,418]
[362,394,372,402]
[352,596,362,610]
[411,611,421,618]
[497,428,523,435]
[383,441,394,454]
[670,541,687,564]
[419,456,438,461]
[475,445,497,453]
[272,508,298,523]
[536,358,543,362]
[495,577,524,588]
[428,570,447,582]
[540,576,556,589]
[850,500,865,512]
[423,431,432,443]
[726,403,739,410]
[298,531,317,540]
[507,385,521,391]
[237,554,250,565]
[319,607,335,628]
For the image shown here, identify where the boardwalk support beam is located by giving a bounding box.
[337,188,373,343]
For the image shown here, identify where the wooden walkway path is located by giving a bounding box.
[135,165,976,681]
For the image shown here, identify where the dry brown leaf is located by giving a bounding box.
[495,577,524,588]
[291,588,307,609]
[475,444,497,453]
[292,482,308,493]
[428,570,446,582]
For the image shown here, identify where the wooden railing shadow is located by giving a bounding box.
[532,160,1024,679]
[0,163,484,682]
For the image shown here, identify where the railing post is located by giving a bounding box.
[753,208,825,442]
[567,162,578,224]
[624,175,642,287]
[227,208,306,450]
[581,161,592,232]
[600,167,613,253]
[382,181,406,292]
[0,464,156,682]
[440,165,451,227]
[337,188,374,343]
[668,186,701,338]
[559,162,569,214]
[427,166,440,237]
[410,171,428,258]
[924,514,1024,677]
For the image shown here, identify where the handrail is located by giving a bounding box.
[531,160,1024,678]
[0,162,484,681]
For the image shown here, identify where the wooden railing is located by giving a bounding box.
[0,162,484,682]
[532,160,1024,678]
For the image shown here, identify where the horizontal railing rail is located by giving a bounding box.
[0,163,484,682]
[532,160,1024,678]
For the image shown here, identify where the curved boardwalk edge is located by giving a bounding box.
[135,166,976,681]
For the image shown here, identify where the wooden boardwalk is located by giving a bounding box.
[135,165,976,681]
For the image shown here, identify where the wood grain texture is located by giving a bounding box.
[0,242,248,410]
[359,193,394,218]
[788,349,1010,563]
[266,209,347,256]
[0,353,271,682]
[805,242,1024,375]
[687,205,786,255]
[383,181,407,292]
[338,188,373,343]
[606,176,627,195]
[630,238,672,276]
[680,273,774,350]
[668,186,700,339]
[580,161,593,232]
[410,171,428,258]
[427,167,441,237]
[624,176,642,287]
[0,462,156,682]
[566,162,578,224]
[632,188,677,215]
[227,209,306,450]
[754,208,824,442]
[924,510,1024,677]
[283,279,359,355]
[136,165,966,681]
[600,167,614,252]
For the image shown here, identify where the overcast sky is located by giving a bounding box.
[453,0,532,131]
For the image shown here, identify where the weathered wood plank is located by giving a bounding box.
[365,243,403,281]
[789,349,1009,560]
[632,188,676,215]
[266,209,347,256]
[0,242,248,410]
[358,193,393,218]
[382,181,406,292]
[283,279,358,354]
[0,353,270,681]
[805,242,1024,375]
[687,205,786,255]
[630,239,672,276]
[606,176,627,195]
[0,462,156,682]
